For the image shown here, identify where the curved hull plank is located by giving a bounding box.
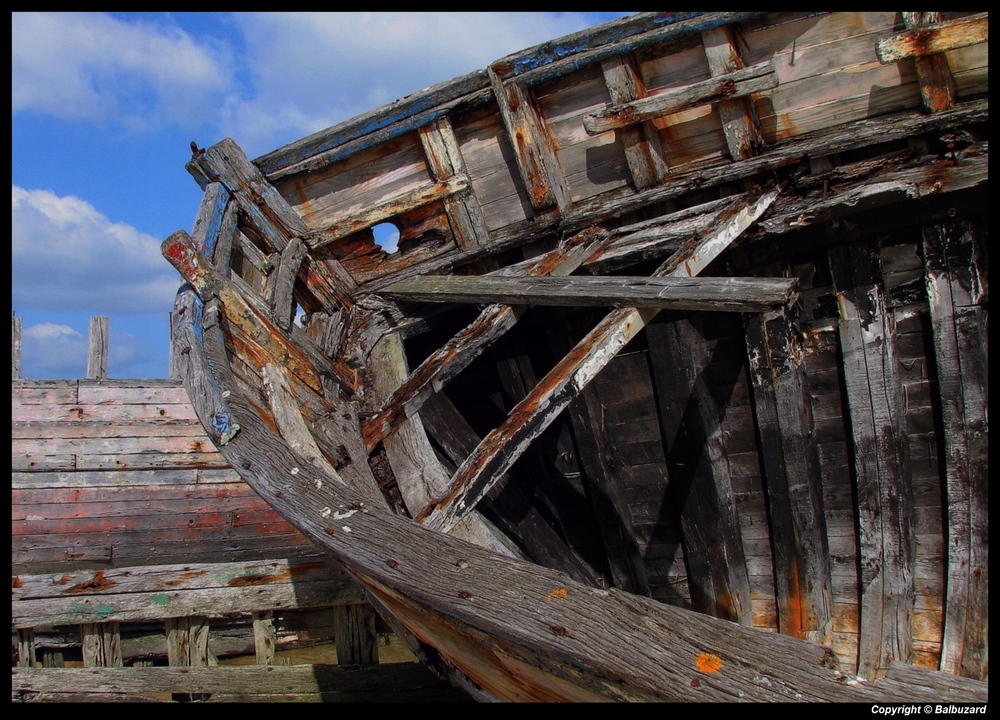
[163,11,988,700]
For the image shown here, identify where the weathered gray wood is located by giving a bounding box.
[419,117,491,250]
[179,367,985,701]
[647,316,752,626]
[271,236,308,330]
[17,629,35,668]
[701,25,765,161]
[80,622,122,667]
[902,13,957,113]
[190,182,230,261]
[12,315,21,380]
[334,604,379,666]
[86,316,109,380]
[366,332,517,557]
[361,227,611,449]
[252,611,275,665]
[166,616,211,667]
[584,61,776,135]
[830,240,915,679]
[745,308,833,644]
[418,187,780,533]
[169,289,240,446]
[488,67,571,212]
[383,274,798,311]
[13,559,367,628]
[599,54,669,189]
[12,664,474,703]
[418,391,599,587]
[877,12,988,63]
[922,221,988,681]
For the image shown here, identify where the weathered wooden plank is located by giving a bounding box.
[902,13,957,113]
[334,604,379,666]
[647,316,753,626]
[12,664,474,703]
[599,54,669,189]
[488,67,570,211]
[252,611,276,665]
[701,25,765,161]
[922,221,988,681]
[417,186,780,532]
[830,240,915,679]
[745,308,833,643]
[550,324,651,597]
[877,13,988,63]
[303,175,467,249]
[163,229,359,394]
[270,237,308,331]
[382,274,798,311]
[418,391,599,587]
[361,227,611,449]
[12,315,22,379]
[166,616,211,667]
[86,317,109,380]
[190,182,231,261]
[584,61,776,135]
[80,623,122,667]
[366,332,517,557]
[419,117,491,250]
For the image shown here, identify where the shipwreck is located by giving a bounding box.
[157,12,987,701]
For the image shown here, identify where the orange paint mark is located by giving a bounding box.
[546,588,569,601]
[695,652,723,674]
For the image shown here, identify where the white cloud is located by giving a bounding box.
[12,185,181,315]
[11,12,234,130]
[222,12,619,155]
[21,323,87,377]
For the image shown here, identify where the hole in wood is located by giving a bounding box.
[372,222,400,254]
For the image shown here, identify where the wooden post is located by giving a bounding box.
[12,315,21,379]
[165,616,211,667]
[86,316,109,380]
[830,240,914,680]
[333,604,378,666]
[168,311,180,380]
[252,611,276,666]
[17,628,35,668]
[80,622,122,667]
[745,308,833,644]
[701,25,765,161]
[901,13,957,113]
[922,221,988,680]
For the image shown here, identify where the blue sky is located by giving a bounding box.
[12,12,630,379]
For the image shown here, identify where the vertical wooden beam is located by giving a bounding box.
[17,628,35,668]
[745,308,833,644]
[922,221,988,680]
[333,604,379,666]
[86,316,109,380]
[252,611,276,665]
[647,316,752,625]
[830,240,914,680]
[419,117,492,250]
[12,315,21,380]
[902,13,957,113]
[599,54,669,189]
[701,25,765,161]
[80,622,122,667]
[165,616,211,667]
[489,67,571,212]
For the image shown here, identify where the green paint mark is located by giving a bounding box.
[96,605,115,620]
[151,594,171,606]
[67,604,87,614]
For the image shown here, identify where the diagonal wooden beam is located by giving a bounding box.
[360,226,612,449]
[416,185,780,532]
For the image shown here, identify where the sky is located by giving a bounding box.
[12,11,631,379]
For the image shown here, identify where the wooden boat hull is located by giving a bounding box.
[163,12,988,701]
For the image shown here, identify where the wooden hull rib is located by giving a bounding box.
[162,11,988,701]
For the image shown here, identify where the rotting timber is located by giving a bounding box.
[162,12,988,701]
